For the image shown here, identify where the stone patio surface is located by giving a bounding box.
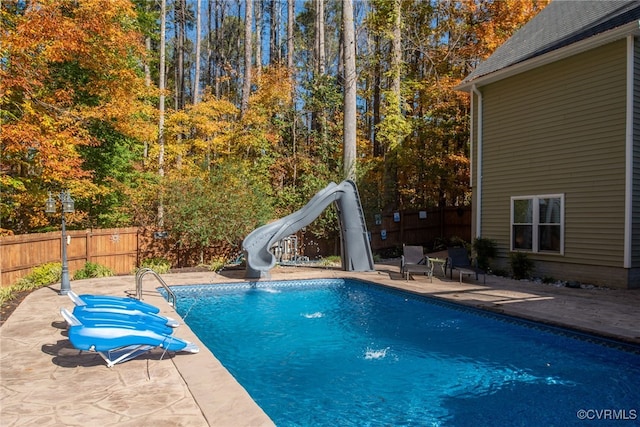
[1,262,639,426]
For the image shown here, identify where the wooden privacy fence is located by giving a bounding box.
[1,228,138,288]
[0,227,239,288]
[302,207,472,258]
[1,207,471,288]
[367,207,471,252]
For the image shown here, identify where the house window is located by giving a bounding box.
[511,195,564,254]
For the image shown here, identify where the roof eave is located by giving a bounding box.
[456,20,640,92]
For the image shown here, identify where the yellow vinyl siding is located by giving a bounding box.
[478,39,627,269]
[633,37,640,267]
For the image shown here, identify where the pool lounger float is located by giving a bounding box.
[67,290,179,327]
[70,306,176,335]
[60,308,199,368]
[68,290,161,313]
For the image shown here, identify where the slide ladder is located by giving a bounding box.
[242,180,375,278]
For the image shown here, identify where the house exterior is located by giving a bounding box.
[456,1,640,289]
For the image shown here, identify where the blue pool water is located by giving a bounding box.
[171,279,640,426]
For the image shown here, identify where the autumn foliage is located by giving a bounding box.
[1,0,548,260]
[1,0,152,232]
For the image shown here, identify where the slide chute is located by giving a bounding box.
[242,180,375,278]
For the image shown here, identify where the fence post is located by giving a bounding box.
[86,229,91,265]
[399,211,404,245]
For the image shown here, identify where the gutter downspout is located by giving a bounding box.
[472,84,483,238]
[624,35,634,269]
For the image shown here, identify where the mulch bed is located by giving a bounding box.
[0,290,32,327]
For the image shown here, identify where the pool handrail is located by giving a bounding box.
[135,268,176,308]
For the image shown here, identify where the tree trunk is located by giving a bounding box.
[180,0,187,108]
[173,0,186,110]
[214,1,221,98]
[241,0,253,116]
[206,0,212,96]
[144,33,151,161]
[287,0,296,184]
[272,0,282,64]
[312,0,326,139]
[373,35,382,157]
[256,0,263,78]
[316,0,325,75]
[193,0,201,104]
[158,0,167,226]
[342,0,356,180]
[383,0,402,210]
[287,0,294,71]
[391,0,401,103]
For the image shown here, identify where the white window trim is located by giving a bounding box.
[510,194,565,255]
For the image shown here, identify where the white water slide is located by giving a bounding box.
[242,180,375,278]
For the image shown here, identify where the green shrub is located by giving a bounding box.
[17,262,62,288]
[0,287,14,305]
[319,255,341,267]
[207,256,226,272]
[509,252,534,280]
[491,268,509,278]
[1,262,62,305]
[472,237,498,271]
[432,237,448,252]
[376,247,402,259]
[448,236,468,249]
[139,257,171,274]
[73,262,114,280]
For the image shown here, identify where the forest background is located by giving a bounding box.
[1,0,548,262]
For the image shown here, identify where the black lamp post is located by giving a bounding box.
[45,190,75,295]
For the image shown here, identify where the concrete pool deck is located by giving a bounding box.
[1,262,639,426]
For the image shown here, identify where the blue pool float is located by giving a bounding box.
[71,306,176,335]
[60,308,198,368]
[68,290,162,314]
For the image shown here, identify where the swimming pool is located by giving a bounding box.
[171,279,639,426]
